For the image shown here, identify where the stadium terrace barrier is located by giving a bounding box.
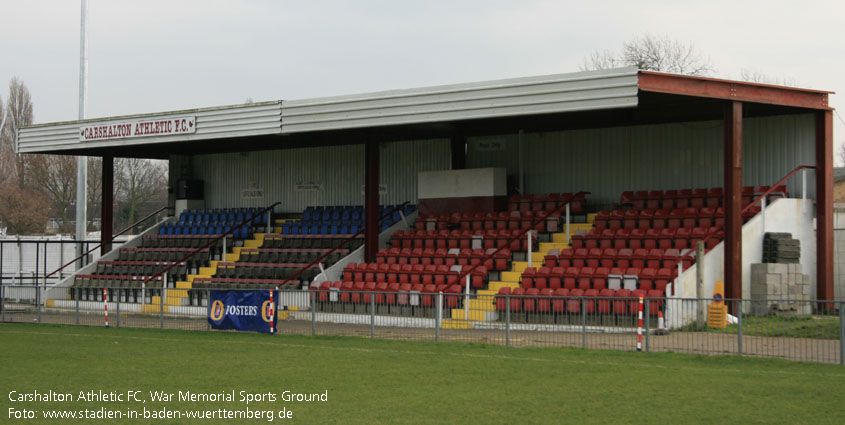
[2,285,842,365]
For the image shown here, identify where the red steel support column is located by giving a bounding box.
[101,155,114,255]
[364,142,380,263]
[723,102,743,301]
[816,110,834,302]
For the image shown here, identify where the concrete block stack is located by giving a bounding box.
[750,263,811,315]
[762,232,800,264]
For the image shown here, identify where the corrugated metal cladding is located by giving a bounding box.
[186,139,450,212]
[280,68,639,134]
[467,114,816,207]
[16,102,282,154]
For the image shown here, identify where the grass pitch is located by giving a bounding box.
[1,323,844,424]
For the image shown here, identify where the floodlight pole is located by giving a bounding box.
[75,0,89,262]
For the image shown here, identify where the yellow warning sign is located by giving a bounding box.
[708,280,727,328]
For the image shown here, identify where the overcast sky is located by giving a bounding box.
[2,0,844,154]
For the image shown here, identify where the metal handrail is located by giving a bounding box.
[144,202,282,285]
[670,164,817,285]
[454,192,590,285]
[44,205,171,280]
[273,202,411,286]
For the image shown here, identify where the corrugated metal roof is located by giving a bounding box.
[280,67,639,134]
[16,101,283,154]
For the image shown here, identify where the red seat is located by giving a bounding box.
[524,288,539,313]
[351,281,367,304]
[495,287,511,311]
[538,288,553,312]
[568,288,584,312]
[643,228,661,250]
[646,190,663,210]
[608,210,625,230]
[628,228,646,250]
[552,288,569,313]
[534,266,551,290]
[707,187,722,208]
[549,267,564,290]
[594,210,611,231]
[544,248,560,267]
[647,289,664,314]
[616,248,633,269]
[339,281,355,303]
[691,188,708,208]
[639,268,657,291]
[623,210,639,230]
[613,288,631,314]
[597,288,614,313]
[586,248,602,268]
[652,209,669,230]
[631,248,648,269]
[510,288,524,311]
[387,263,402,283]
[572,248,588,268]
[674,227,692,250]
[600,248,617,268]
[577,267,594,290]
[385,282,400,304]
[613,228,630,249]
[557,248,574,267]
[662,190,677,210]
[658,227,676,250]
[677,189,693,208]
[343,263,357,282]
[420,284,437,307]
[374,282,389,304]
[632,190,649,210]
[599,229,616,249]
[563,267,579,289]
[521,267,537,288]
[593,267,610,290]
[637,209,654,229]
[655,269,673,293]
[662,249,680,269]
[646,248,663,269]
[580,229,599,250]
[583,289,599,313]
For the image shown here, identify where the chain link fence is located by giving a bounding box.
[2,285,842,364]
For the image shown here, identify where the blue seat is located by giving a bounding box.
[320,224,329,234]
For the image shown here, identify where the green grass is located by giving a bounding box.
[683,315,840,339]
[1,323,844,424]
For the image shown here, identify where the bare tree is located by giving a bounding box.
[87,156,102,227]
[581,33,714,76]
[0,94,10,186]
[29,154,78,233]
[1,77,35,188]
[114,158,168,230]
[0,184,49,234]
[739,69,799,87]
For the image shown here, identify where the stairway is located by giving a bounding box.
[162,233,269,309]
[444,217,596,327]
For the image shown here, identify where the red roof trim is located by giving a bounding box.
[638,71,833,110]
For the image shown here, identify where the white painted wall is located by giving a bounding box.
[668,198,816,327]
[418,168,507,199]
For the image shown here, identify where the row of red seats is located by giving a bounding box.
[571,227,723,250]
[496,287,664,315]
[343,263,488,288]
[312,281,464,308]
[375,247,510,271]
[544,247,694,270]
[594,207,760,231]
[415,210,559,232]
[393,229,537,251]
[521,266,674,292]
[619,185,786,210]
[508,193,586,214]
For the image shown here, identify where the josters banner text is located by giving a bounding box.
[208,290,277,333]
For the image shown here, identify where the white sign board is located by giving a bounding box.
[80,116,196,141]
[360,184,387,196]
[241,188,265,200]
[474,140,506,151]
[295,181,324,192]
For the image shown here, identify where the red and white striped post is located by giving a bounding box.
[269,290,275,334]
[103,288,109,328]
[636,296,643,351]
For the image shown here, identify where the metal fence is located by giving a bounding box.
[0,238,122,286]
[2,284,842,365]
